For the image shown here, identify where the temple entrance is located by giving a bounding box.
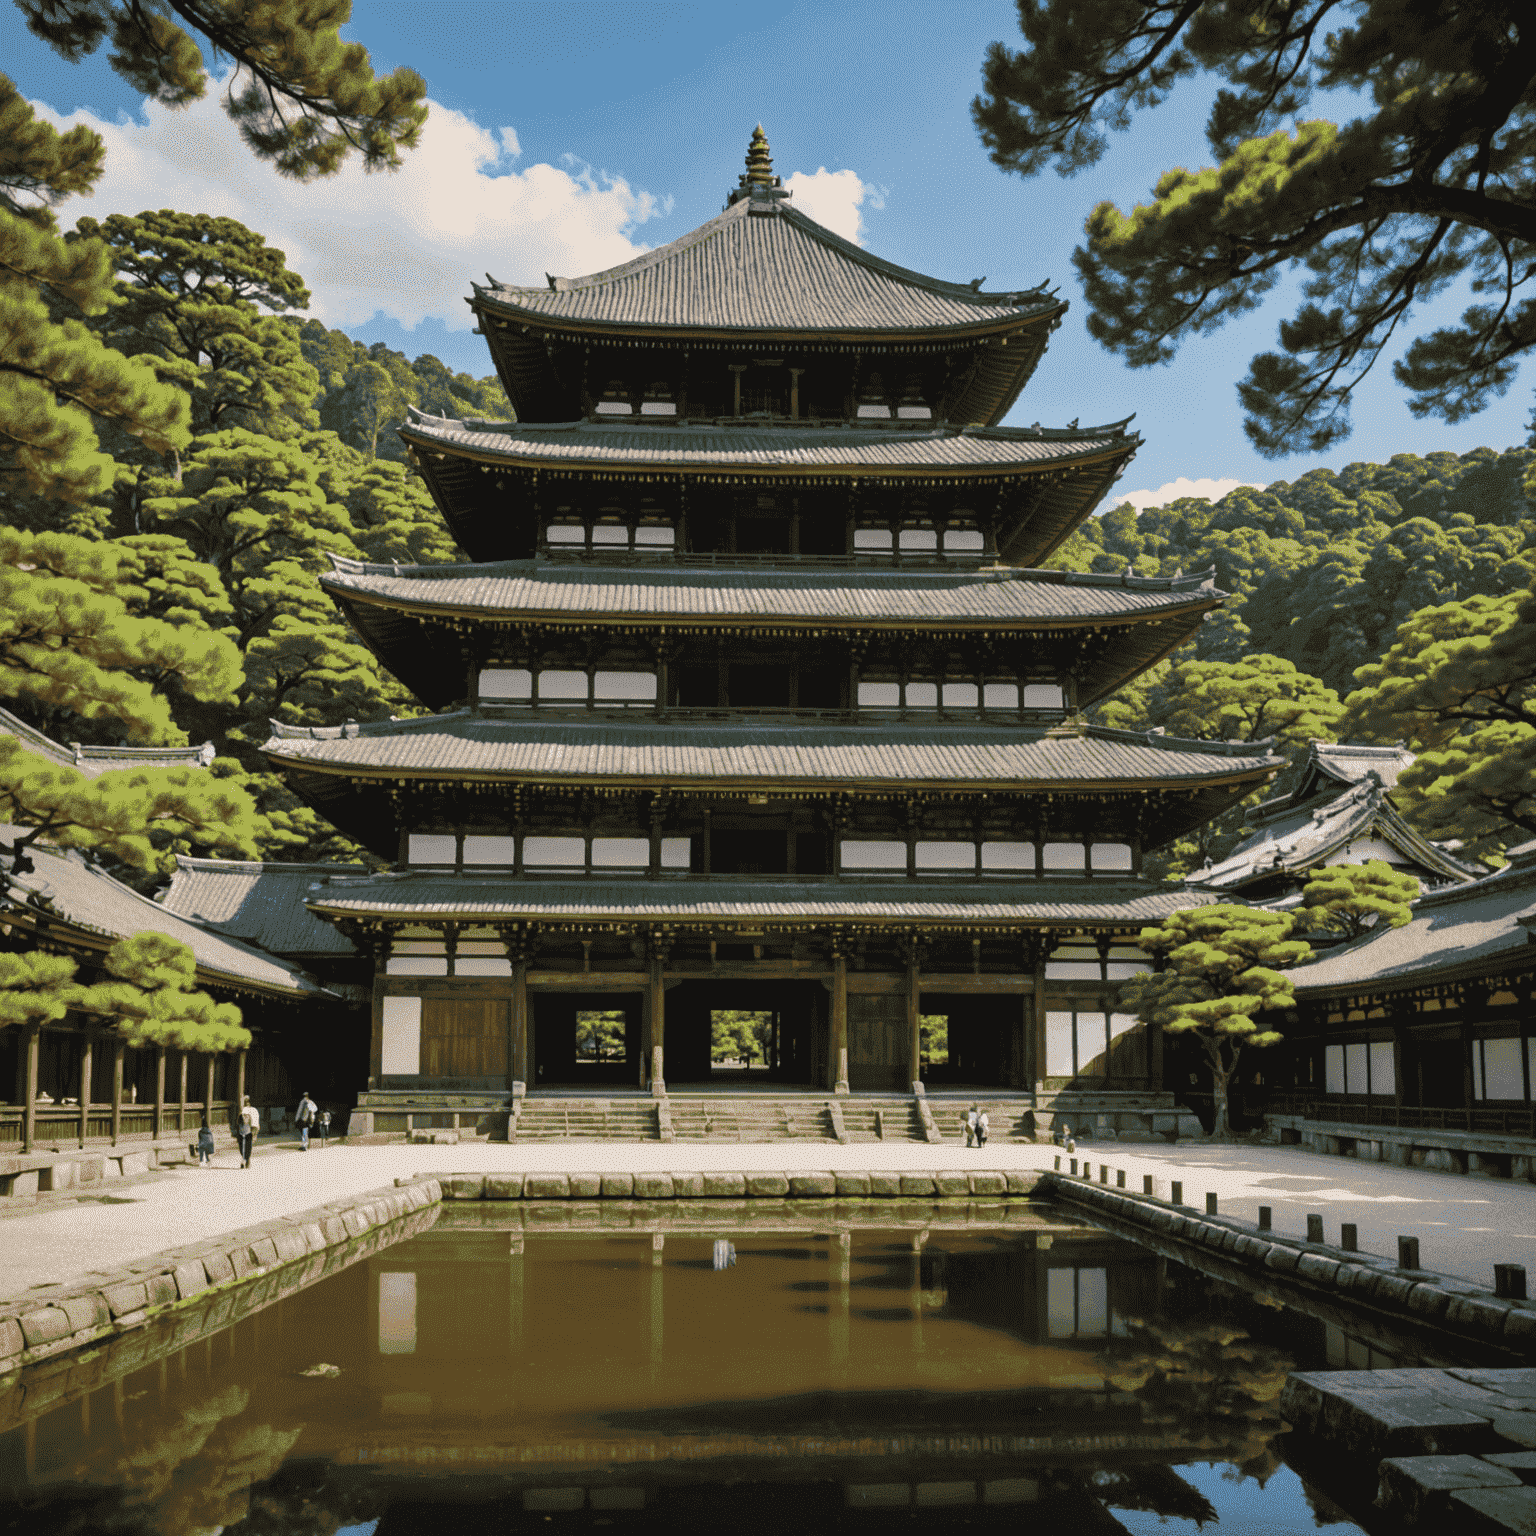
[662,981,825,1086]
[847,993,909,1091]
[531,993,642,1088]
[918,992,1021,1089]
[1404,1032,1467,1109]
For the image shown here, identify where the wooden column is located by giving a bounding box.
[510,954,529,1089]
[235,1049,247,1118]
[110,1038,125,1147]
[203,1053,215,1125]
[830,939,850,1096]
[155,1047,166,1143]
[79,1033,92,1149]
[21,1026,40,1155]
[648,945,667,1098]
[905,942,922,1092]
[177,1051,188,1134]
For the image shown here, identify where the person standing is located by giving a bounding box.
[295,1091,318,1151]
[976,1107,990,1148]
[196,1118,215,1167]
[964,1103,979,1148]
[237,1096,259,1168]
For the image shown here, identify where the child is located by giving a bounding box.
[196,1119,215,1167]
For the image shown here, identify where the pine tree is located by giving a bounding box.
[1300,861,1420,942]
[80,933,249,1051]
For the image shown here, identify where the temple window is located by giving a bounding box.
[856,373,891,419]
[522,836,585,868]
[855,677,1059,714]
[1024,683,1066,709]
[1046,1267,1116,1339]
[477,668,658,708]
[1045,943,1101,979]
[984,682,1019,709]
[591,523,628,546]
[981,842,1034,871]
[854,527,892,550]
[914,841,974,871]
[898,526,938,552]
[1045,1009,1146,1076]
[1042,842,1086,872]
[462,835,517,865]
[641,381,677,417]
[1325,1039,1397,1097]
[942,681,979,708]
[1472,1037,1519,1100]
[943,527,984,552]
[591,837,650,867]
[406,833,456,865]
[386,937,448,977]
[905,681,939,708]
[380,997,421,1071]
[1104,944,1152,979]
[857,681,901,708]
[542,521,675,552]
[841,840,907,871]
[595,379,633,415]
[896,376,931,421]
[1091,842,1134,872]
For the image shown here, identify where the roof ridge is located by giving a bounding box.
[172,855,369,873]
[1087,724,1280,760]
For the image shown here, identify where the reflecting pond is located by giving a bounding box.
[0,1202,1384,1533]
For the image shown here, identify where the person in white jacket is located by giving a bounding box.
[237,1097,259,1168]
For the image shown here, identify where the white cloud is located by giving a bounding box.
[782,167,883,245]
[35,85,667,333]
[1107,476,1262,513]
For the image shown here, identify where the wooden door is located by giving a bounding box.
[847,994,908,1091]
[420,998,508,1081]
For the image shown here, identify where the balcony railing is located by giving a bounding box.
[1262,1093,1536,1139]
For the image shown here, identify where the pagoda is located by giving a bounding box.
[265,129,1281,1141]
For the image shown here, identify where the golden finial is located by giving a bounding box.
[745,123,774,187]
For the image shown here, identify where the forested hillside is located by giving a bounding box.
[1055,448,1536,873]
[1,209,506,872]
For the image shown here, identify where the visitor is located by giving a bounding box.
[319,1108,332,1147]
[295,1091,318,1151]
[237,1096,259,1169]
[964,1103,980,1148]
[196,1118,215,1167]
[976,1107,989,1147]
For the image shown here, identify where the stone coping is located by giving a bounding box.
[435,1169,1043,1200]
[1044,1170,1536,1353]
[0,1177,443,1383]
[1269,1113,1536,1159]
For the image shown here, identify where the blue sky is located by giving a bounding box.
[7,0,1531,505]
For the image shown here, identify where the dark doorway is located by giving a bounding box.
[919,992,1021,1088]
[728,663,790,708]
[1407,1033,1468,1109]
[663,980,825,1085]
[532,992,641,1087]
[712,829,788,874]
[735,517,791,554]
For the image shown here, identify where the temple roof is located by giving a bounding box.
[0,707,215,777]
[0,826,324,998]
[322,555,1219,625]
[473,192,1062,339]
[1186,773,1484,894]
[263,713,1280,793]
[304,871,1215,928]
[400,415,1135,476]
[160,858,367,957]
[1282,844,1536,997]
[1250,741,1417,818]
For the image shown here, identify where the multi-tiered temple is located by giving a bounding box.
[265,131,1280,1138]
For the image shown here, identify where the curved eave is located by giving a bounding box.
[322,578,1218,712]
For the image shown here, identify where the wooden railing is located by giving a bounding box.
[0,1103,236,1147]
[1260,1093,1536,1139]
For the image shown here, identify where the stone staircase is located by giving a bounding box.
[667,1097,836,1142]
[924,1100,1038,1144]
[838,1099,928,1143]
[511,1099,660,1142]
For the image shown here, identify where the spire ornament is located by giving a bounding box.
[726,123,789,207]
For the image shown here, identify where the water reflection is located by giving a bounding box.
[0,1204,1365,1534]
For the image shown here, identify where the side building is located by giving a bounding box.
[266,131,1282,1141]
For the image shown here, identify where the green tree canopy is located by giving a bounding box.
[79,932,248,1051]
[711,1010,772,1066]
[1,77,190,503]
[974,1,1536,455]
[0,949,83,1028]
[1343,579,1536,853]
[1299,859,1420,941]
[17,0,427,180]
[1120,905,1309,1136]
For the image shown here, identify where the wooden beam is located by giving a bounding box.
[111,1038,124,1147]
[831,945,849,1096]
[79,1034,92,1150]
[155,1047,166,1144]
[511,956,529,1088]
[22,1026,39,1155]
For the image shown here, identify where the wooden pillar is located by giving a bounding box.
[110,1038,125,1147]
[21,1026,39,1155]
[178,1050,188,1134]
[906,943,922,1091]
[830,941,850,1096]
[789,367,803,421]
[510,955,529,1089]
[235,1049,247,1117]
[79,1033,92,1149]
[203,1053,215,1125]
[648,947,667,1098]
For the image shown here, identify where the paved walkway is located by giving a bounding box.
[4,1136,1536,1298]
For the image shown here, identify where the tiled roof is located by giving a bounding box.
[1187,780,1483,892]
[399,415,1134,475]
[474,195,1061,336]
[1283,846,1536,996]
[321,556,1221,626]
[304,871,1214,926]
[160,858,366,956]
[263,714,1280,790]
[0,707,215,777]
[0,827,322,997]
